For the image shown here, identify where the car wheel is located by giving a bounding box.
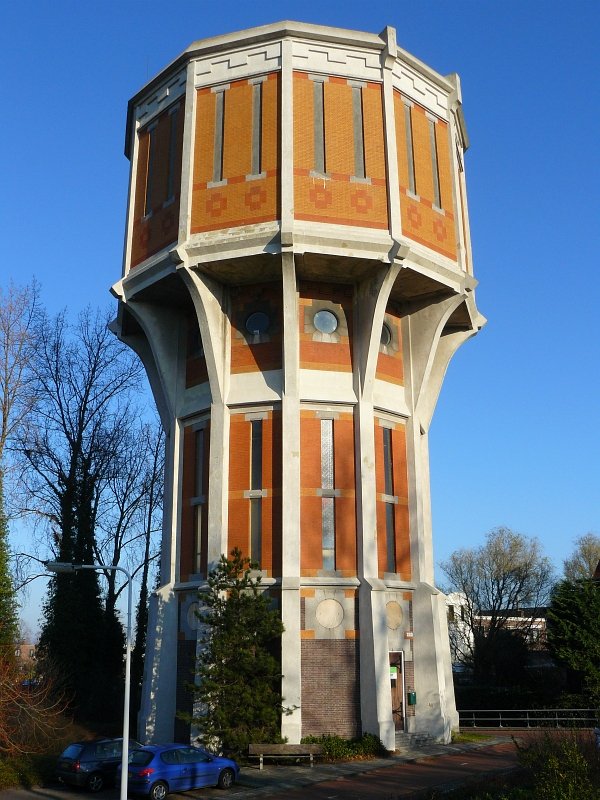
[217,768,235,789]
[87,773,104,793]
[149,781,168,800]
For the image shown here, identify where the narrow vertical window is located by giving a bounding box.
[321,418,335,570]
[249,419,263,563]
[193,428,206,574]
[144,124,157,217]
[352,84,366,180]
[251,80,263,176]
[382,426,397,573]
[212,89,225,183]
[313,79,326,175]
[165,105,179,203]
[429,117,442,209]
[404,104,416,195]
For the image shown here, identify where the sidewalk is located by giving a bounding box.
[228,734,522,798]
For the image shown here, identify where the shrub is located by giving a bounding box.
[301,732,389,761]
[516,730,600,800]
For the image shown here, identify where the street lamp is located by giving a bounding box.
[45,561,133,800]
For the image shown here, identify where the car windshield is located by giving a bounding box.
[129,750,153,766]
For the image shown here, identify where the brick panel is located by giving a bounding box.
[376,312,403,384]
[394,91,457,261]
[334,416,356,573]
[131,100,184,268]
[293,72,314,171]
[301,639,360,738]
[392,424,411,580]
[324,79,354,176]
[293,73,388,231]
[270,412,283,577]
[362,83,387,182]
[300,496,322,573]
[222,81,252,180]
[299,283,353,372]
[230,283,282,374]
[192,75,279,233]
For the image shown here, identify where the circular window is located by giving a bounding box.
[386,601,403,630]
[380,323,392,347]
[316,599,344,630]
[187,602,201,631]
[313,309,338,334]
[245,311,270,336]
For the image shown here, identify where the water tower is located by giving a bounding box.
[112,21,484,749]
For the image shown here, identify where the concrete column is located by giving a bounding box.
[138,421,181,742]
[353,265,402,752]
[280,250,302,742]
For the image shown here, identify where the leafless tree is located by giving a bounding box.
[440,527,555,681]
[94,418,164,615]
[0,656,69,756]
[0,279,41,464]
[16,306,142,565]
[563,532,600,582]
[13,307,145,720]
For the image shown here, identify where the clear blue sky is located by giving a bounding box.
[1,1,598,633]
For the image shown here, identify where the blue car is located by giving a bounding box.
[125,744,240,799]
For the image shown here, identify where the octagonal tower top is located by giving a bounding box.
[120,21,473,300]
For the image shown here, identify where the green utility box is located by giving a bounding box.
[407,691,417,706]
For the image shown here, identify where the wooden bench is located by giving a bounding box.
[248,743,323,769]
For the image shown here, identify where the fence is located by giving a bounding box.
[459,709,599,729]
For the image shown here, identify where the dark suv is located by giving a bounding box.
[56,738,143,792]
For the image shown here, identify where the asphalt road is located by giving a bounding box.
[0,739,523,800]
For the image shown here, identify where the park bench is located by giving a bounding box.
[248,743,323,769]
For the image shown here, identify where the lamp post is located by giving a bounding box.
[45,561,133,800]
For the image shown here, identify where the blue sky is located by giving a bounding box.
[1,1,598,633]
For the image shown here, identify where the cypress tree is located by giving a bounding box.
[191,549,286,755]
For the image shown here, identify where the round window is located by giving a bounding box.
[245,311,270,336]
[380,322,392,347]
[313,309,338,334]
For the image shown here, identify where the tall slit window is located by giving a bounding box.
[193,427,207,574]
[403,104,416,196]
[351,83,366,180]
[212,88,226,183]
[321,418,336,570]
[429,117,442,209]
[250,80,263,176]
[382,426,397,573]
[312,79,326,175]
[165,105,179,204]
[249,419,263,563]
[144,123,157,217]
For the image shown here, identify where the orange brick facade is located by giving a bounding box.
[227,410,282,576]
[191,74,279,233]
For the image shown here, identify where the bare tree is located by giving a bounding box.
[15,306,144,721]
[0,656,69,756]
[0,279,40,463]
[93,419,164,615]
[0,279,40,654]
[440,527,555,683]
[563,533,600,582]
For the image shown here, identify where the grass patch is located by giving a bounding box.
[452,730,497,744]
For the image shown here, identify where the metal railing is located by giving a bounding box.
[459,709,599,729]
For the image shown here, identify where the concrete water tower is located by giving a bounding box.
[112,21,484,749]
